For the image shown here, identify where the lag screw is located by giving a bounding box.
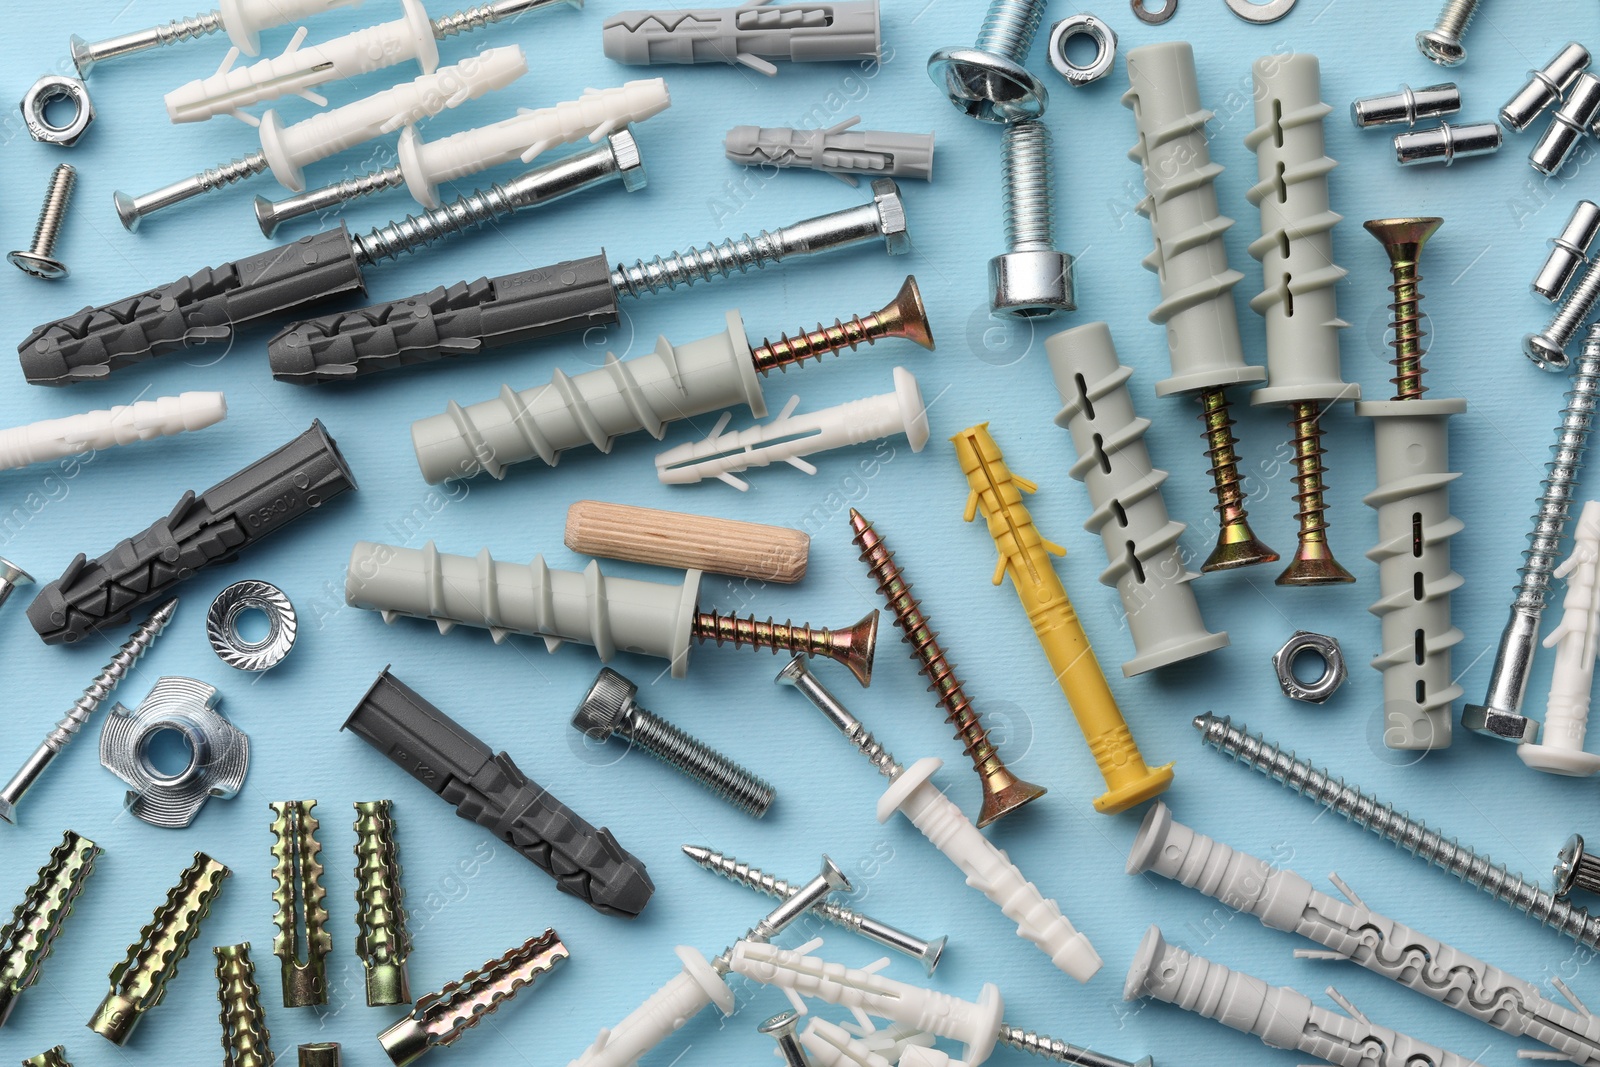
[353,801,411,1007]
[0,830,100,1028]
[216,943,272,1067]
[849,507,1046,826]
[270,801,330,1008]
[9,165,75,281]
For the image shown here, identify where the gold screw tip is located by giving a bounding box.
[1362,216,1443,255]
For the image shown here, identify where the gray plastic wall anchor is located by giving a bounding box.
[1244,54,1356,407]
[1046,322,1228,676]
[411,310,764,483]
[724,118,933,184]
[603,0,880,76]
[28,421,355,645]
[346,542,700,677]
[1356,399,1466,750]
[1122,41,1264,398]
[1127,802,1600,1064]
[19,228,365,387]
[1125,926,1482,1067]
[344,668,654,918]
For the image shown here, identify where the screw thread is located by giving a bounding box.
[216,944,272,1067]
[1546,259,1600,353]
[749,313,885,373]
[998,1025,1119,1065]
[0,831,99,1000]
[844,720,902,780]
[353,179,522,265]
[302,167,407,215]
[693,612,826,660]
[1197,389,1255,533]
[46,600,177,752]
[1518,329,1600,614]
[155,10,225,44]
[1383,261,1429,398]
[406,931,568,1049]
[1288,401,1333,543]
[1194,713,1600,948]
[432,4,506,35]
[686,848,863,931]
[1432,0,1480,36]
[974,0,1044,63]
[617,708,775,817]
[1002,120,1055,252]
[198,153,271,193]
[610,231,787,296]
[29,165,75,259]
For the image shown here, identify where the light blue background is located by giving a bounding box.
[0,1,1593,1065]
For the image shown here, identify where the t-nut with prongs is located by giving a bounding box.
[99,677,249,829]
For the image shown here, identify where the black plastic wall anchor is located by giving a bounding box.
[27,421,356,644]
[342,667,655,920]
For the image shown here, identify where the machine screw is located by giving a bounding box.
[1416,0,1481,67]
[9,164,76,280]
[1365,218,1441,400]
[574,668,776,817]
[1193,712,1600,950]
[681,844,947,974]
[1528,252,1600,372]
[0,598,178,825]
[750,275,933,374]
[849,508,1046,826]
[760,1011,811,1067]
[1466,325,1600,742]
[1197,387,1278,571]
[990,120,1073,318]
[1556,834,1600,898]
[215,943,272,1067]
[927,0,1049,122]
[691,610,878,688]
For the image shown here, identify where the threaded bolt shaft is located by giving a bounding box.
[10,164,76,279]
[0,599,178,824]
[691,609,878,688]
[1529,256,1600,371]
[1418,0,1480,65]
[114,154,270,232]
[1193,712,1600,949]
[354,179,527,265]
[1197,388,1277,572]
[849,508,1045,827]
[973,0,1045,63]
[1002,121,1055,253]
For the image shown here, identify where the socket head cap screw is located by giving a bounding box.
[1416,28,1466,67]
[872,179,911,255]
[1525,331,1572,372]
[989,249,1075,318]
[573,667,636,737]
[927,47,1048,124]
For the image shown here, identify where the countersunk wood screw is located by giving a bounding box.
[1364,217,1442,398]
[9,164,76,280]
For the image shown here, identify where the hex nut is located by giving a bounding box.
[872,178,911,256]
[1048,15,1117,86]
[21,75,94,147]
[1272,630,1346,704]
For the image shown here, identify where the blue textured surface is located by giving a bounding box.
[0,2,1596,1065]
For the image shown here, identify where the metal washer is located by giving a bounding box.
[1130,0,1178,25]
[1224,0,1297,23]
[208,580,297,671]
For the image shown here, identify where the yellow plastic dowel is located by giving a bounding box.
[952,422,1174,814]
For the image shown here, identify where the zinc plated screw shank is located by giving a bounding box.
[681,845,947,974]
[0,599,178,825]
[353,801,411,1007]
[1193,712,1600,950]
[9,164,76,281]
[575,669,775,817]
[0,830,100,1028]
[1467,324,1600,741]
[849,507,1047,827]
[215,943,272,1067]
[1417,0,1481,66]
[70,11,225,75]
[690,610,879,688]
[1528,255,1600,373]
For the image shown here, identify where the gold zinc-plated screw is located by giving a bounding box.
[690,609,880,688]
[748,275,935,375]
[88,852,230,1045]
[0,830,99,1029]
[1277,400,1356,586]
[270,801,330,1008]
[215,943,272,1067]
[1197,387,1279,572]
[354,801,411,1007]
[1365,217,1443,401]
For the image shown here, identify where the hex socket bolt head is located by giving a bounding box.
[989,249,1073,318]
[573,667,637,738]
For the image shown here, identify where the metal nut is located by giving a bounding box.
[20,75,94,147]
[207,580,297,672]
[1272,631,1346,704]
[1048,15,1116,86]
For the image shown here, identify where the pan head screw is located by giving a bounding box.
[928,0,1051,126]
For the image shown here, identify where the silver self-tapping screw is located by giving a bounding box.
[1193,712,1600,950]
[574,669,775,817]
[9,164,76,280]
[991,120,1073,319]
[70,12,226,77]
[1527,252,1600,371]
[1555,834,1600,898]
[610,178,909,299]
[927,0,1049,123]
[1465,324,1600,743]
[776,657,903,780]
[1416,0,1481,67]
[681,845,946,974]
[0,599,178,824]
[996,1026,1152,1067]
[430,0,581,37]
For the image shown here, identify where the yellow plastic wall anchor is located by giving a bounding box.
[952,422,1174,814]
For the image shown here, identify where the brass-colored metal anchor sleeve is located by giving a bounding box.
[849,507,1046,827]
[89,852,230,1045]
[953,423,1173,814]
[270,801,330,1008]
[354,800,411,1007]
[378,929,569,1066]
[216,943,272,1067]
[0,830,99,1028]
[23,1047,72,1066]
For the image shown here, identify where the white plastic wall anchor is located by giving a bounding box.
[221,0,364,55]
[0,393,227,472]
[1126,926,1485,1067]
[798,1018,903,1067]
[396,78,671,206]
[1524,499,1600,776]
[1127,801,1600,1064]
[166,0,441,124]
[569,945,733,1067]
[730,941,1004,1065]
[258,45,527,190]
[654,366,928,490]
[877,756,1100,983]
